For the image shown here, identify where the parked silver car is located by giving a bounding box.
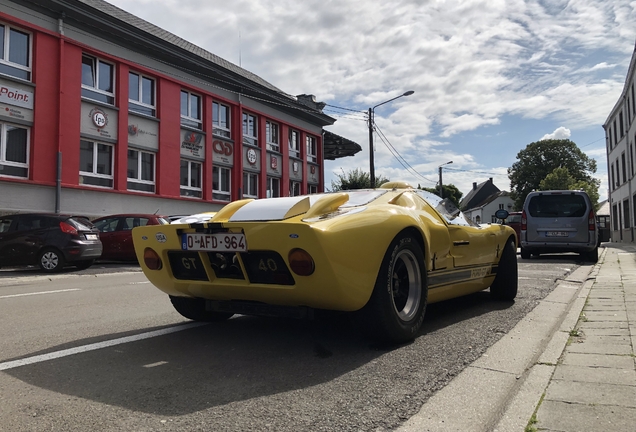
[520,190,598,262]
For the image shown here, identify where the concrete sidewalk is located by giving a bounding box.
[399,243,636,432]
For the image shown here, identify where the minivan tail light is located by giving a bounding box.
[521,210,527,230]
[59,221,78,235]
[588,210,596,231]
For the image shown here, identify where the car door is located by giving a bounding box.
[1,215,49,266]
[119,217,149,260]
[0,216,18,266]
[94,217,121,260]
[448,225,498,268]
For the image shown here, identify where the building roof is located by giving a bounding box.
[323,131,362,160]
[459,178,501,210]
[463,191,511,213]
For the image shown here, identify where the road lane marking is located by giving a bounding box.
[143,361,168,368]
[0,322,207,371]
[0,289,81,299]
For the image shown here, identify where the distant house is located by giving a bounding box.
[460,178,514,224]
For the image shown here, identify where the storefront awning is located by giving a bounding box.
[323,131,362,160]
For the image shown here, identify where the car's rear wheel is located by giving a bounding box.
[581,247,599,263]
[75,259,94,270]
[520,247,530,259]
[490,239,518,301]
[38,248,65,273]
[169,295,234,321]
[356,232,427,344]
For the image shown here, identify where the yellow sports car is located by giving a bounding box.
[133,182,518,343]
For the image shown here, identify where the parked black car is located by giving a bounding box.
[0,213,103,273]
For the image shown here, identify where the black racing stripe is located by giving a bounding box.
[428,265,495,289]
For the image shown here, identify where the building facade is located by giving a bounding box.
[603,42,636,243]
[0,0,358,218]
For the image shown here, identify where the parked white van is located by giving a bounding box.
[520,190,598,262]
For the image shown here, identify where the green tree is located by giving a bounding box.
[508,139,598,209]
[420,184,463,209]
[330,168,390,191]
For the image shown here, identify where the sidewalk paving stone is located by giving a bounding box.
[561,352,636,368]
[551,364,636,386]
[566,340,633,355]
[545,380,636,407]
[537,400,636,432]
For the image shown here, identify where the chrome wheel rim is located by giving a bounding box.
[41,252,59,270]
[391,249,422,321]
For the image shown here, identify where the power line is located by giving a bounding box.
[324,103,367,114]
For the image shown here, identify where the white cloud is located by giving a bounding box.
[540,126,572,140]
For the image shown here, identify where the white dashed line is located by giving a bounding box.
[0,289,81,299]
[0,322,207,371]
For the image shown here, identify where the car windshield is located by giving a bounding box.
[528,194,587,218]
[507,215,522,224]
[413,190,476,226]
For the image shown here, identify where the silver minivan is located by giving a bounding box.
[520,190,598,262]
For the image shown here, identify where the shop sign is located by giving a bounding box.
[213,139,233,165]
[0,104,33,122]
[0,84,33,109]
[271,156,278,170]
[181,130,204,159]
[246,148,257,165]
[81,103,117,140]
[128,116,159,151]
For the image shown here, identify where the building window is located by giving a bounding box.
[212,165,231,202]
[180,90,201,129]
[127,149,155,193]
[308,184,318,194]
[242,112,258,146]
[243,172,258,198]
[620,111,625,137]
[81,54,114,105]
[613,119,618,145]
[212,102,231,138]
[180,159,202,198]
[623,199,631,229]
[612,204,618,230]
[290,180,301,196]
[267,177,280,198]
[266,121,280,152]
[622,152,627,184]
[129,72,155,116]
[611,164,616,190]
[0,24,30,80]
[306,135,317,163]
[498,204,504,210]
[631,142,635,177]
[0,122,28,178]
[616,158,620,185]
[79,140,113,187]
[289,129,300,158]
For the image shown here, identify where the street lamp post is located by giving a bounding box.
[368,90,414,188]
[438,161,453,197]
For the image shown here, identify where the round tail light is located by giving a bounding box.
[144,248,162,270]
[288,248,315,276]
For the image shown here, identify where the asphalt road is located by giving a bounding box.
[0,255,584,432]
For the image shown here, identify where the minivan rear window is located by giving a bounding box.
[527,194,587,218]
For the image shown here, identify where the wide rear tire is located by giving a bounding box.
[520,247,530,259]
[490,240,518,301]
[169,296,234,322]
[581,247,598,263]
[355,232,427,344]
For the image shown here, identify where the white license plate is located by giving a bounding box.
[85,234,98,240]
[182,233,247,252]
[546,231,568,237]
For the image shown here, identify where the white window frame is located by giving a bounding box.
[0,122,29,178]
[129,71,156,117]
[180,159,202,198]
[0,23,31,81]
[180,90,202,129]
[267,176,280,198]
[127,148,156,193]
[213,165,231,202]
[308,184,318,194]
[242,112,258,146]
[213,102,231,138]
[289,129,300,158]
[81,54,115,105]
[266,121,280,152]
[306,135,317,163]
[79,140,114,188]
[243,172,258,198]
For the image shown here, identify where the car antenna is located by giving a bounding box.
[154,209,159,215]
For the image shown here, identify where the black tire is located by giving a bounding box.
[520,247,530,259]
[355,232,427,344]
[169,296,234,322]
[581,247,598,263]
[490,240,518,300]
[38,248,65,273]
[75,259,95,270]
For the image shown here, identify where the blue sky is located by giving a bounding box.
[107,0,636,203]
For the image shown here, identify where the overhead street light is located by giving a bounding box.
[368,90,415,188]
[438,161,453,197]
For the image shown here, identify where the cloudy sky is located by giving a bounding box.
[108,0,636,202]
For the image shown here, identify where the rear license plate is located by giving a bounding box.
[546,231,568,237]
[182,233,247,252]
[85,234,98,240]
